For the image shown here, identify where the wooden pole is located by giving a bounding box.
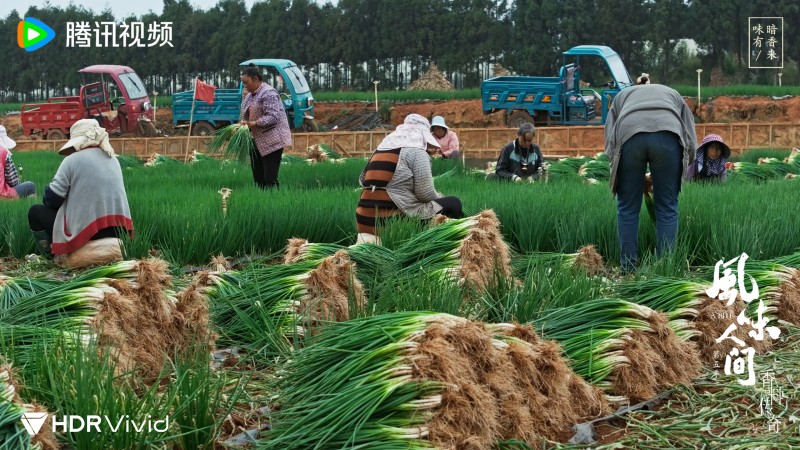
[185,78,198,161]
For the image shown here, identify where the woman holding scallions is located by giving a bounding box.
[356,114,464,240]
[604,84,697,273]
[27,119,133,259]
[240,64,292,189]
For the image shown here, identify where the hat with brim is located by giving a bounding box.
[0,125,16,150]
[697,134,731,159]
[431,115,449,130]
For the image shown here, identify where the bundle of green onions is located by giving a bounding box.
[548,156,591,176]
[577,153,610,180]
[264,311,608,448]
[305,143,341,162]
[0,276,60,310]
[432,166,459,181]
[115,154,142,168]
[281,154,305,165]
[208,253,365,360]
[284,239,397,296]
[189,151,214,164]
[757,157,797,176]
[285,210,512,296]
[208,123,256,163]
[206,263,316,358]
[728,161,781,182]
[515,245,605,276]
[531,298,701,403]
[786,147,800,169]
[613,277,710,320]
[697,252,800,324]
[0,362,34,450]
[144,153,183,167]
[394,211,512,291]
[612,271,782,365]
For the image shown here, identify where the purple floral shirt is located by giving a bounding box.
[241,83,292,156]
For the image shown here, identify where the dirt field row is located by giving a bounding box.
[2,96,798,139]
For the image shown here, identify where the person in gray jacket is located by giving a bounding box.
[27,119,133,257]
[356,114,463,237]
[604,84,697,272]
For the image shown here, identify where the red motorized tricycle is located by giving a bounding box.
[21,65,157,140]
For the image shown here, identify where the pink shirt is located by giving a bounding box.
[241,83,293,156]
[434,129,459,157]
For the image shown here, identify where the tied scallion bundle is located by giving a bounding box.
[0,363,33,450]
[208,123,256,164]
[115,154,142,168]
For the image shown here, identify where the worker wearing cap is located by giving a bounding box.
[0,125,36,199]
[356,114,464,241]
[488,123,543,182]
[430,116,460,160]
[27,119,133,258]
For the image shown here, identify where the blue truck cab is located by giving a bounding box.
[172,59,317,135]
[481,45,633,127]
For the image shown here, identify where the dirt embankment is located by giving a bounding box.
[2,96,798,138]
[315,96,800,130]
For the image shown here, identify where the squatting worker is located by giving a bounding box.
[240,64,292,189]
[27,119,133,258]
[488,123,543,182]
[356,114,464,238]
[430,116,460,160]
[604,83,697,272]
[1,125,37,199]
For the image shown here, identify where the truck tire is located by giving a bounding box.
[302,118,319,132]
[46,129,67,140]
[507,110,535,128]
[191,121,216,136]
[136,121,158,137]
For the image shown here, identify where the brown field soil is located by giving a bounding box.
[2,96,798,139]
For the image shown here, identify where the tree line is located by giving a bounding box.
[1,0,797,102]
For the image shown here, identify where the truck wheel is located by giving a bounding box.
[191,121,216,136]
[136,121,158,137]
[507,110,535,128]
[46,129,67,140]
[302,118,319,132]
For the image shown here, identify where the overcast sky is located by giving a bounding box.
[10,0,262,21]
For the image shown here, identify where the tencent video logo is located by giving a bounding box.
[17,17,56,52]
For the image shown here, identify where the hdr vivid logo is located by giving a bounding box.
[20,413,170,435]
[17,17,56,52]
[20,412,48,436]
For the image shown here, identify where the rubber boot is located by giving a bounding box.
[31,230,53,258]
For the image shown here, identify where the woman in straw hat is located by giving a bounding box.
[356,114,464,241]
[0,125,36,199]
[27,119,133,258]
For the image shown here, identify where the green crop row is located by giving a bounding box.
[2,151,798,267]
